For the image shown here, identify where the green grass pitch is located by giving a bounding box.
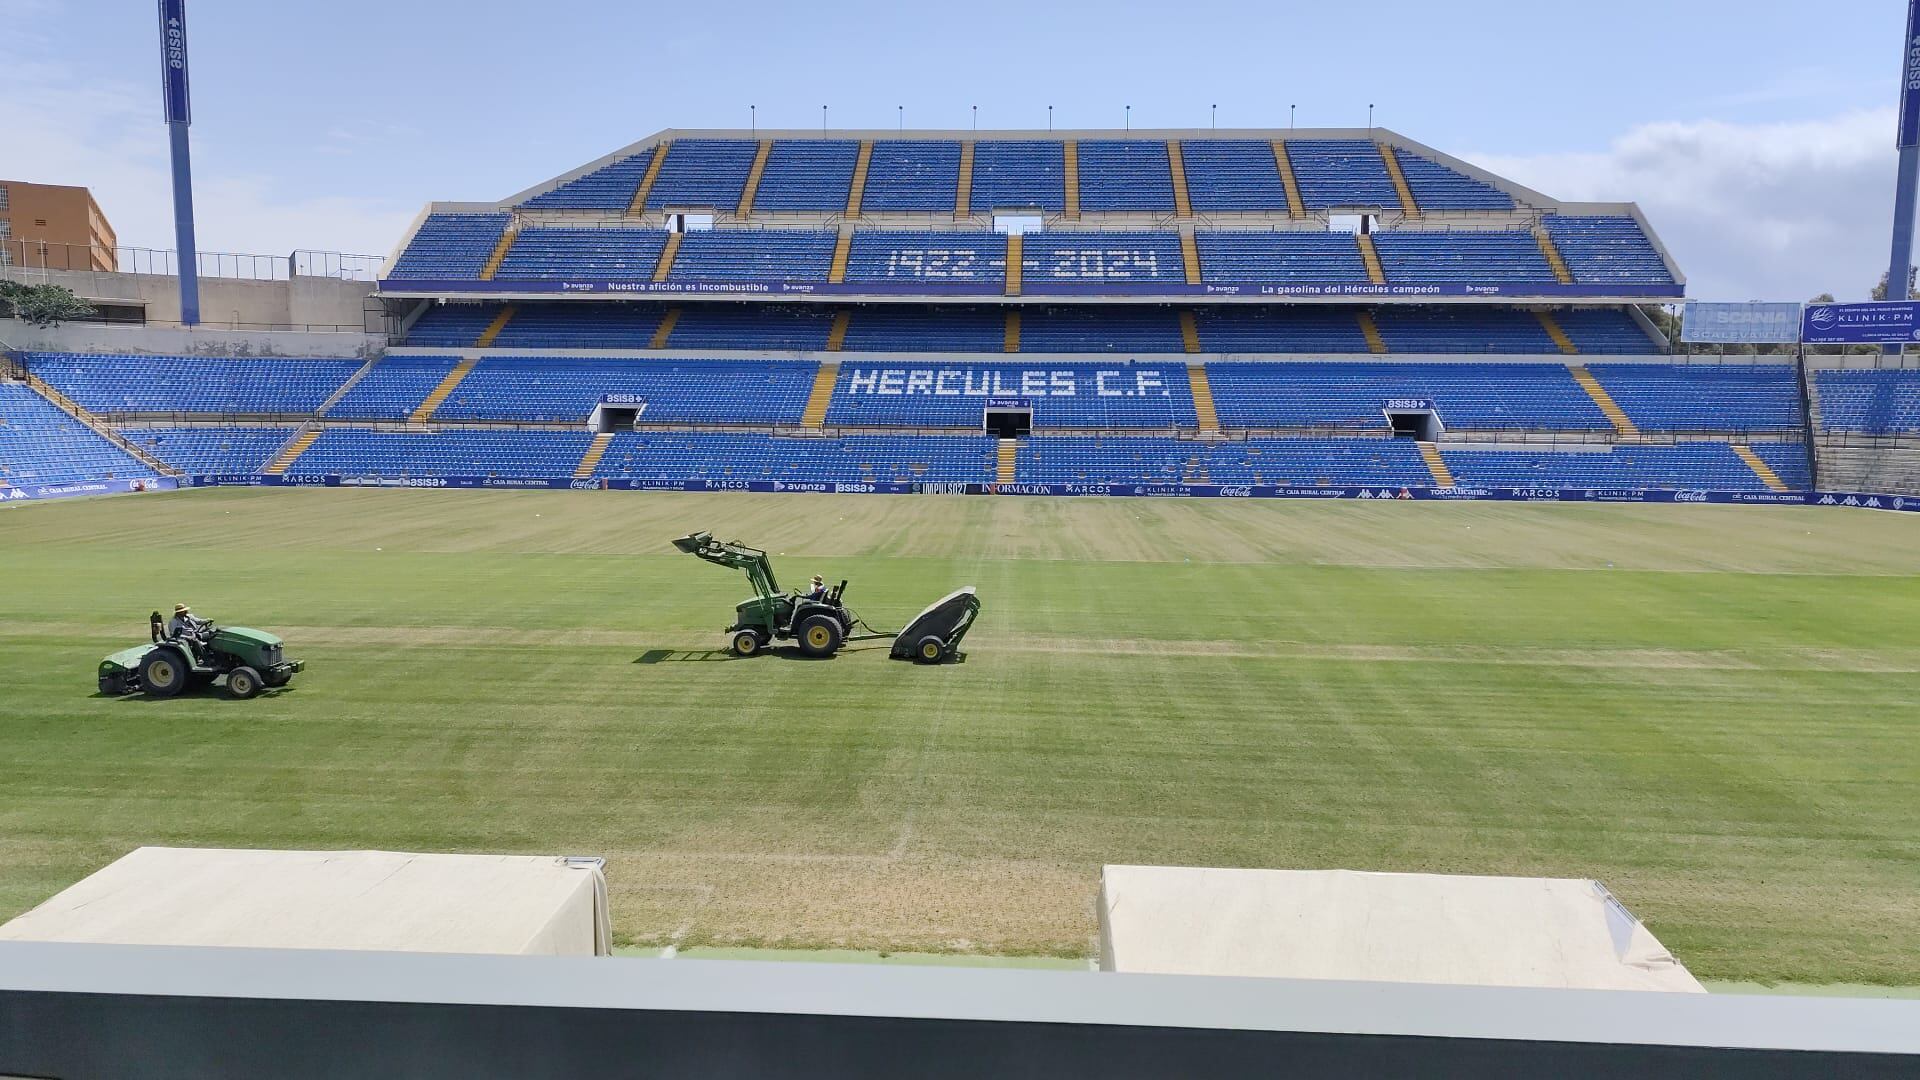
[1,488,1917,985]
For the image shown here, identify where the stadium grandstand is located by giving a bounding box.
[0,126,1836,497]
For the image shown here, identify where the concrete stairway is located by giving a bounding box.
[1417,441,1454,486]
[573,432,614,479]
[1568,365,1639,438]
[801,363,839,429]
[410,356,479,423]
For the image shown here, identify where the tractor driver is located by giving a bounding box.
[168,603,210,643]
[805,576,829,602]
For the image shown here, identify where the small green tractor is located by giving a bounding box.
[98,612,304,699]
[672,531,978,662]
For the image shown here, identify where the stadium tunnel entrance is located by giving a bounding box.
[983,402,1032,438]
[1384,403,1441,441]
[591,400,644,432]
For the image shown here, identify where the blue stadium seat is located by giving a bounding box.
[1181,141,1289,212]
[1556,309,1661,354]
[496,227,669,281]
[1193,307,1371,353]
[1284,141,1399,210]
[1391,149,1513,211]
[1077,141,1175,212]
[844,232,1006,286]
[668,230,838,283]
[406,304,498,348]
[0,383,157,485]
[1020,307,1184,353]
[645,139,759,210]
[118,426,293,474]
[1814,369,1920,434]
[25,353,360,414]
[862,141,960,212]
[1542,216,1674,284]
[386,213,510,280]
[840,306,1006,352]
[1587,364,1801,431]
[327,356,462,419]
[1019,436,1430,486]
[593,433,995,483]
[1371,307,1558,354]
[490,303,666,349]
[754,141,859,211]
[1196,231,1369,284]
[1206,362,1610,430]
[286,430,594,478]
[434,358,817,424]
[667,305,836,351]
[522,149,655,210]
[969,141,1066,212]
[1372,231,1555,283]
[824,361,1194,427]
[1023,232,1186,286]
[1442,442,1790,491]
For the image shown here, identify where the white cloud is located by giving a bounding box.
[2,58,413,260]
[1475,111,1904,302]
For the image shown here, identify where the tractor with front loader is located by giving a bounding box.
[672,531,978,663]
[98,612,304,699]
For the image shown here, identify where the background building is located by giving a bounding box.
[0,180,117,272]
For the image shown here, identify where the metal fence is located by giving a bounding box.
[2,241,384,281]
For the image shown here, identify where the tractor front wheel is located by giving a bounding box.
[227,666,262,700]
[914,635,946,665]
[796,614,843,658]
[731,630,767,657]
[139,648,189,698]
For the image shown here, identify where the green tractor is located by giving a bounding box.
[672,531,978,663]
[98,612,305,699]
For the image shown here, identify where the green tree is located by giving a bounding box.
[0,281,95,328]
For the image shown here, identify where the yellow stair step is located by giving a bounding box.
[1178,309,1202,354]
[1733,444,1790,492]
[828,228,854,284]
[736,139,772,216]
[263,428,322,476]
[1167,140,1193,218]
[1356,234,1386,285]
[1271,140,1305,219]
[1535,227,1575,285]
[846,140,873,216]
[955,141,974,218]
[801,362,839,429]
[1179,228,1202,286]
[1005,234,1023,297]
[1568,365,1640,437]
[1003,309,1021,353]
[410,356,479,423]
[648,307,681,350]
[1379,143,1420,218]
[627,140,670,216]
[479,225,519,281]
[826,310,851,352]
[996,440,1019,484]
[573,432,614,480]
[652,232,682,283]
[1188,365,1219,433]
[1063,140,1080,219]
[1535,310,1578,355]
[1356,310,1388,354]
[1417,441,1454,487]
[475,304,516,347]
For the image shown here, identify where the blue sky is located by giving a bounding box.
[3,0,1913,299]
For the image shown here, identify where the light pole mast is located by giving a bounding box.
[158,0,200,325]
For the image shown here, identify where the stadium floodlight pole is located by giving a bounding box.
[157,0,199,326]
[1212,104,1217,130]
[1125,104,1131,131]
[1888,0,1920,353]
[821,105,827,134]
[750,104,755,134]
[972,105,977,132]
[1290,104,1296,129]
[1048,105,1052,132]
[1369,103,1375,129]
[898,105,903,131]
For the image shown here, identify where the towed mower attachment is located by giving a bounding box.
[890,587,979,665]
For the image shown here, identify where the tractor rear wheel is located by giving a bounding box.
[796,614,843,658]
[914,635,945,665]
[227,666,262,700]
[731,630,767,657]
[139,648,189,698]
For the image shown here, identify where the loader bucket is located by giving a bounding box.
[891,587,979,664]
